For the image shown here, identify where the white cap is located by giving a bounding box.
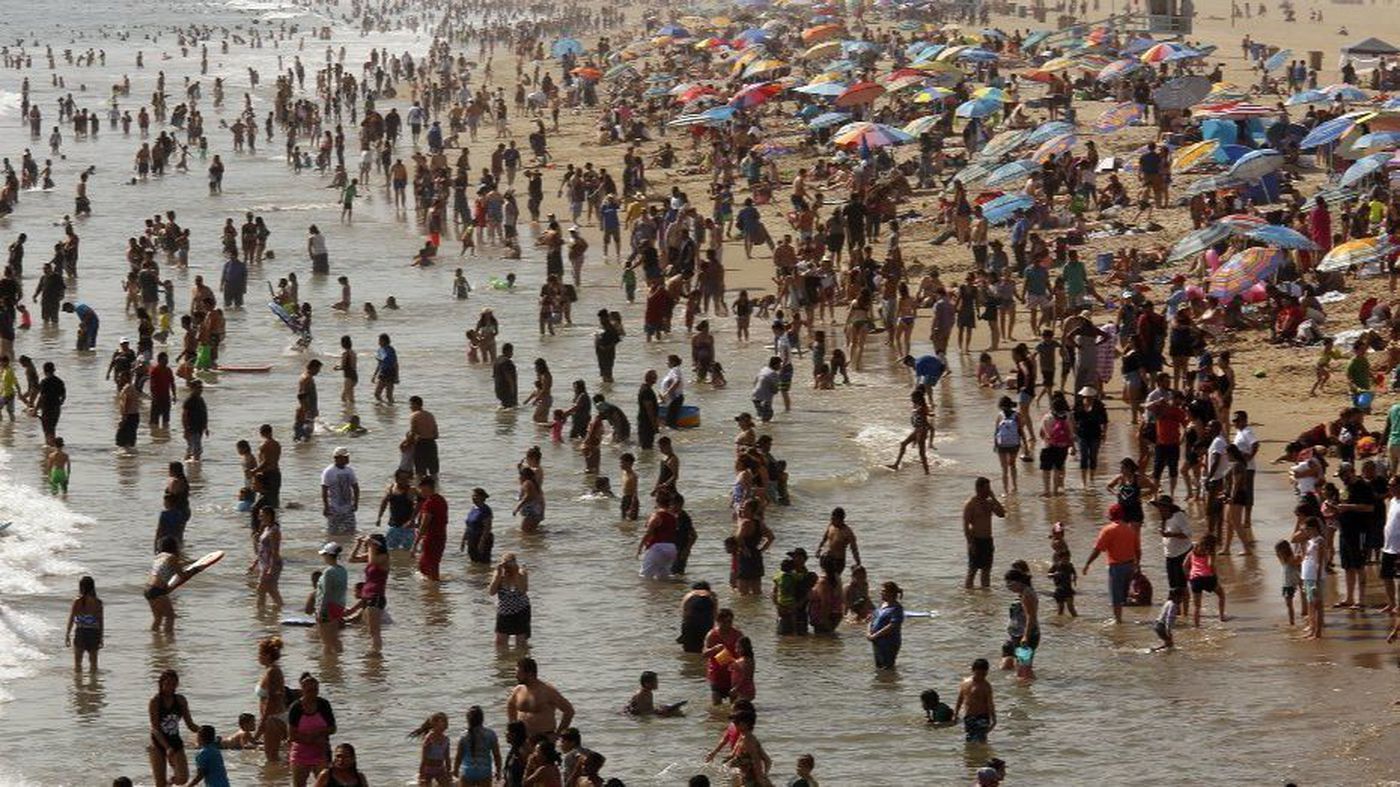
[333,446,350,458]
[318,542,342,556]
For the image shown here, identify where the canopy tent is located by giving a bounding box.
[1340,37,1400,70]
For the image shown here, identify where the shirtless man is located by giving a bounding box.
[505,658,575,739]
[963,477,1007,589]
[406,396,439,478]
[953,658,997,744]
[581,413,604,474]
[733,412,757,454]
[815,507,861,575]
[252,423,282,517]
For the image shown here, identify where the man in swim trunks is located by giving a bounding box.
[506,658,575,739]
[954,658,996,744]
[406,396,440,478]
[963,477,1006,589]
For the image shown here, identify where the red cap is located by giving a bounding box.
[1108,503,1125,521]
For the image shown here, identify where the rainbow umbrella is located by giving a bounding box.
[1318,236,1397,271]
[1092,102,1142,133]
[729,81,784,108]
[1097,58,1142,82]
[1209,247,1285,299]
[801,23,845,45]
[1340,152,1391,187]
[834,81,886,108]
[1038,55,1079,72]
[985,158,1041,188]
[902,115,942,135]
[1172,139,1220,172]
[1140,42,1201,63]
[1032,133,1076,163]
[912,86,955,103]
[831,121,913,149]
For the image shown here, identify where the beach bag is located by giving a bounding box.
[994,413,1021,449]
[1047,414,1072,447]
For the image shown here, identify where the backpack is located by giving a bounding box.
[994,412,1020,448]
[1047,414,1072,447]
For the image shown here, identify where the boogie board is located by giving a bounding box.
[167,550,225,590]
[215,364,274,373]
[280,614,317,627]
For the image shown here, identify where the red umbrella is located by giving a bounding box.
[729,81,784,108]
[835,81,886,108]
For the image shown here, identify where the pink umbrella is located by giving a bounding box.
[835,81,886,108]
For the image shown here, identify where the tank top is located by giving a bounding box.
[362,560,388,599]
[386,488,415,526]
[1187,552,1214,579]
[644,511,677,548]
[1117,480,1143,522]
[289,703,330,766]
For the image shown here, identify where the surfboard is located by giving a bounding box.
[167,550,225,589]
[280,614,316,627]
[215,364,273,373]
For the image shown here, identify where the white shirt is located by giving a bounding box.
[1300,535,1324,581]
[1160,511,1193,558]
[1385,498,1400,555]
[1292,457,1321,497]
[1206,435,1230,482]
[1233,426,1259,471]
[659,367,684,404]
[321,464,358,513]
[308,233,328,257]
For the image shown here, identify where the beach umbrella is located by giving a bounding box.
[842,40,882,56]
[667,106,737,127]
[1209,247,1285,299]
[1300,114,1362,149]
[1340,152,1392,187]
[834,81,886,108]
[742,58,789,79]
[1245,224,1318,250]
[1151,75,1212,110]
[658,24,691,38]
[794,81,848,96]
[801,23,845,44]
[1204,82,1251,102]
[802,40,842,60]
[672,84,718,103]
[910,60,964,76]
[1032,133,1076,163]
[985,158,1041,188]
[1354,131,1400,150]
[810,111,853,129]
[978,128,1032,162]
[911,43,946,62]
[1092,102,1143,133]
[884,74,929,92]
[1166,223,1233,263]
[958,48,1000,63]
[1139,42,1186,63]
[730,47,766,75]
[955,98,1002,119]
[571,66,603,82]
[831,121,913,149]
[971,86,1009,102]
[912,86,955,103]
[1318,236,1396,271]
[902,115,942,135]
[951,160,996,187]
[551,38,584,57]
[1172,139,1220,172]
[693,37,729,51]
[1193,100,1275,119]
[1217,213,1269,230]
[980,192,1036,224]
[604,63,637,81]
[729,81,784,108]
[1227,148,1284,181]
[1023,30,1052,49]
[1038,56,1080,72]
[1264,48,1292,71]
[751,140,796,157]
[1286,89,1329,106]
[1322,83,1368,101]
[1024,121,1075,148]
[1097,58,1142,82]
[734,28,771,46]
[1184,174,1247,196]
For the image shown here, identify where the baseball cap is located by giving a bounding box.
[318,542,342,556]
[333,446,350,458]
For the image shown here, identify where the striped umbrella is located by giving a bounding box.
[1167,223,1233,262]
[981,192,1036,224]
[912,86,955,103]
[985,158,1041,188]
[1097,58,1142,83]
[1209,247,1285,299]
[1092,102,1143,133]
[729,81,783,108]
[831,122,913,149]
[1227,149,1284,182]
[1245,224,1318,250]
[951,160,996,187]
[809,111,853,129]
[978,129,1032,162]
[1300,114,1362,149]
[1024,121,1076,147]
[902,115,942,136]
[1318,236,1397,271]
[1185,174,1247,196]
[1264,48,1292,71]
[1140,42,1191,63]
[1217,213,1269,230]
[1032,133,1076,163]
[1193,101,1276,118]
[1038,55,1079,72]
[1172,139,1220,172]
[1340,152,1392,187]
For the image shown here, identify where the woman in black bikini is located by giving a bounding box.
[148,669,198,787]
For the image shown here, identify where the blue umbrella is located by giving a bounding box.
[1354,131,1400,150]
[1385,97,1400,110]
[735,28,771,45]
[912,44,946,63]
[1024,121,1075,148]
[1022,31,1052,50]
[1300,114,1360,149]
[904,39,933,56]
[958,49,1000,62]
[1167,223,1233,262]
[658,24,690,37]
[808,111,852,129]
[985,158,1041,188]
[1285,89,1329,106]
[977,129,1032,163]
[981,193,1036,225]
[951,160,995,187]
[1340,152,1392,187]
[842,40,881,56]
[551,38,584,57]
[1228,148,1283,181]
[1264,48,1292,71]
[1152,75,1212,110]
[1245,224,1319,250]
[955,98,1001,119]
[1122,36,1157,55]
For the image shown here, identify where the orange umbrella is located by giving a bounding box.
[801,23,844,45]
[571,66,602,81]
[835,81,886,108]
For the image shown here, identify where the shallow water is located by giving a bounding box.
[0,2,1399,785]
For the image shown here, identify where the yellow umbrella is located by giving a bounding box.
[1172,139,1220,172]
[809,71,847,84]
[1038,56,1079,72]
[802,41,842,61]
[936,45,966,61]
[742,58,789,79]
[710,16,731,26]
[730,47,765,76]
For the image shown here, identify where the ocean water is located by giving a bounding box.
[0,0,1397,785]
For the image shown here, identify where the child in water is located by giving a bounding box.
[1152,587,1184,651]
[218,714,260,749]
[1048,542,1078,617]
[549,409,566,443]
[362,302,378,321]
[64,575,103,671]
[976,353,1002,387]
[331,276,351,311]
[625,671,684,717]
[465,329,481,363]
[709,362,727,388]
[1276,539,1300,626]
[190,725,230,787]
[829,348,851,385]
[46,437,70,494]
[920,689,954,725]
[619,453,639,521]
[408,712,452,786]
[453,268,472,299]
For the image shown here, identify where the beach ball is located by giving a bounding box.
[1355,391,1375,410]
